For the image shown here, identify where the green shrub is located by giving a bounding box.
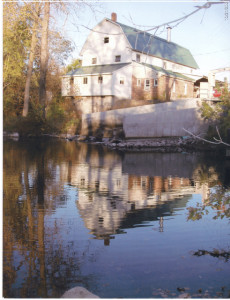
[46,100,66,133]
[16,104,47,136]
[4,96,81,137]
[200,88,230,141]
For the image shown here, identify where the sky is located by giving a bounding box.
[60,0,230,82]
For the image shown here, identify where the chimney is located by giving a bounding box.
[167,26,172,42]
[111,12,117,22]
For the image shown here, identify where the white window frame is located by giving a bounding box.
[83,77,88,84]
[144,79,150,90]
[172,81,176,92]
[184,83,187,95]
[104,37,109,43]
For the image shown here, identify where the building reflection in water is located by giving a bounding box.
[3,139,226,298]
[57,144,219,245]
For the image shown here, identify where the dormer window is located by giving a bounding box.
[115,55,121,62]
[92,57,97,64]
[136,54,141,62]
[104,37,109,43]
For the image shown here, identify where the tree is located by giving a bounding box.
[22,3,40,117]
[39,2,50,118]
[65,58,82,73]
[3,3,31,119]
[184,87,230,146]
[3,1,74,129]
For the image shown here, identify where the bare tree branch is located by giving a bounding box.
[80,2,225,36]
[183,127,230,147]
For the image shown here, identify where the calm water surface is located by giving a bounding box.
[3,138,230,298]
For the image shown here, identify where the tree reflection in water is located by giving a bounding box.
[187,185,230,221]
[3,138,230,298]
[3,139,97,297]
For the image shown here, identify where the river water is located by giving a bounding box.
[3,138,230,298]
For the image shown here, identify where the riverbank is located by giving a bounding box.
[85,136,227,153]
[3,131,227,153]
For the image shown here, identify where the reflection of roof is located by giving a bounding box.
[137,62,195,82]
[116,21,199,69]
[120,195,191,230]
[66,63,131,76]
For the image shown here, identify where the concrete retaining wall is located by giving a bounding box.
[81,99,208,138]
[124,107,206,138]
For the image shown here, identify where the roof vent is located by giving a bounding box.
[167,26,172,42]
[111,12,117,22]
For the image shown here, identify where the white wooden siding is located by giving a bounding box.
[132,61,157,79]
[63,64,132,98]
[131,50,196,76]
[73,74,113,96]
[81,20,132,66]
[112,64,132,99]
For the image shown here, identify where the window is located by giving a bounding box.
[83,77,88,84]
[136,54,141,62]
[120,77,124,84]
[184,83,187,95]
[104,37,109,43]
[145,79,150,90]
[98,76,103,84]
[154,79,158,86]
[137,79,141,86]
[115,55,121,62]
[92,57,97,64]
[172,81,176,92]
[163,61,167,69]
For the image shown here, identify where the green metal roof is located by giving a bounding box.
[66,63,131,76]
[139,62,195,82]
[117,22,199,69]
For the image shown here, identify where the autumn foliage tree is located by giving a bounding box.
[3,1,77,135]
[200,86,230,142]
